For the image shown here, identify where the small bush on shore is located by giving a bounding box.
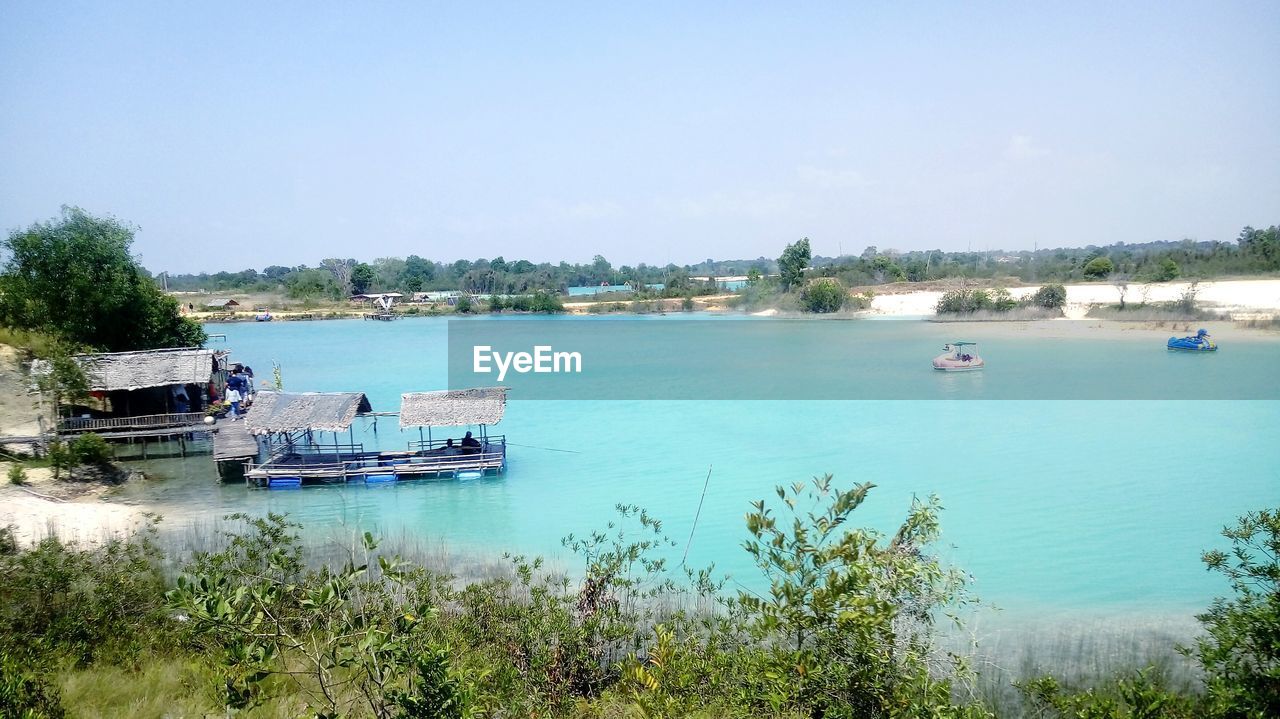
[69,434,112,467]
[799,277,846,313]
[1030,283,1068,309]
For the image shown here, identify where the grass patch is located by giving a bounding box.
[0,326,61,357]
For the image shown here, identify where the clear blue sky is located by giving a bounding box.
[2,1,1277,273]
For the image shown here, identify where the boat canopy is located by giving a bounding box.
[951,341,978,346]
[399,387,507,429]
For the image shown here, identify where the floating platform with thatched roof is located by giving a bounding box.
[241,388,507,488]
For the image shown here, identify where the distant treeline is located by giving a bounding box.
[161,255,764,300]
[160,225,1278,298]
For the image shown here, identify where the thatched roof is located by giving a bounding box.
[71,348,225,392]
[399,387,506,428]
[246,391,373,435]
[205,298,239,308]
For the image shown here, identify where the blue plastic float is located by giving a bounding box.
[1167,328,1217,352]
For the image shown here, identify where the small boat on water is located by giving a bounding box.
[254,312,272,322]
[933,341,984,371]
[1167,328,1217,352]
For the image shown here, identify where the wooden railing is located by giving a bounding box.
[407,435,506,453]
[246,445,506,480]
[58,412,208,433]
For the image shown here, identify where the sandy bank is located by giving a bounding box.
[0,464,152,545]
[868,279,1280,320]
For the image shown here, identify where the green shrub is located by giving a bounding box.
[936,288,995,313]
[455,296,473,314]
[528,291,564,313]
[1191,507,1280,717]
[799,277,847,313]
[0,647,66,719]
[991,287,1017,311]
[1083,256,1115,278]
[1155,258,1181,282]
[735,476,980,717]
[681,296,694,311]
[1017,668,1199,718]
[69,434,112,467]
[1031,283,1068,309]
[487,294,506,312]
[7,465,26,486]
[46,441,74,481]
[0,522,169,667]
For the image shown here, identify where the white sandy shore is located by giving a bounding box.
[868,279,1280,319]
[0,483,151,545]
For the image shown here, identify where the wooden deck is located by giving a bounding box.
[213,420,259,461]
[245,437,506,488]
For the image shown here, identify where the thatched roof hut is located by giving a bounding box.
[205,298,240,309]
[246,391,373,435]
[70,347,225,392]
[399,387,506,429]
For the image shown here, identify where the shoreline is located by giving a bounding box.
[193,278,1280,325]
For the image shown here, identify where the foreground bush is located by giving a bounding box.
[1,495,1276,717]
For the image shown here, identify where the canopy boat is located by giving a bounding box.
[254,312,272,322]
[1167,328,1217,352]
[933,341,984,371]
[241,388,509,488]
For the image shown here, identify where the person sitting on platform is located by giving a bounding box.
[460,431,482,454]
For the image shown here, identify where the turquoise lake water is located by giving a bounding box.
[126,315,1280,624]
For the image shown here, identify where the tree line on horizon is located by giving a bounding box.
[161,225,1278,300]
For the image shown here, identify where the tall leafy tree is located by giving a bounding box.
[778,237,812,290]
[0,207,206,351]
[350,263,376,293]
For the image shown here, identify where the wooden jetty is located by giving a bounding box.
[242,388,507,488]
[212,419,260,482]
[363,312,398,321]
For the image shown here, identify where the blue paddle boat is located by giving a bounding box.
[1167,328,1217,352]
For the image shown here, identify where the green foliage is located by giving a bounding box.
[34,346,90,428]
[284,267,343,300]
[779,238,812,290]
[7,464,27,486]
[0,327,60,358]
[799,277,847,313]
[1191,508,1280,718]
[455,295,473,313]
[351,262,377,293]
[386,647,468,719]
[1017,668,1200,718]
[937,288,994,313]
[0,207,206,351]
[1032,283,1068,309]
[737,475,979,717]
[527,290,565,313]
[681,295,695,311]
[69,433,113,467]
[990,287,1017,311]
[1084,256,1116,279]
[487,294,506,312]
[0,520,169,667]
[0,646,66,719]
[1155,258,1181,282]
[45,441,74,482]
